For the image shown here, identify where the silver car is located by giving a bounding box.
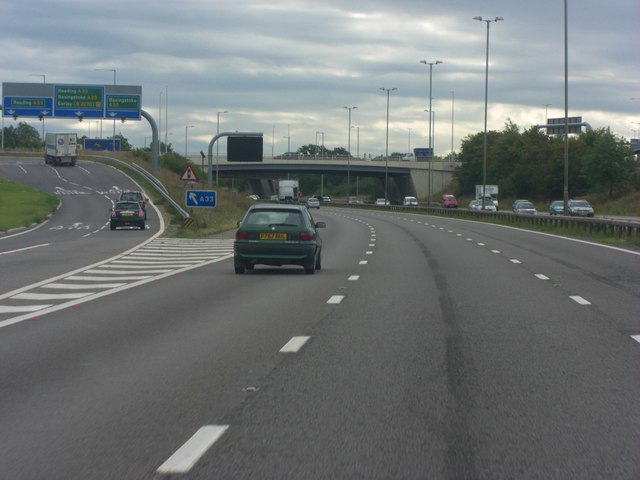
[567,199,594,217]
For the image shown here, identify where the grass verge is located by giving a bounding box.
[0,177,59,232]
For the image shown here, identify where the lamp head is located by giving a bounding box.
[473,16,483,21]
[495,17,504,22]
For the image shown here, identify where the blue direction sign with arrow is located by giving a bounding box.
[185,190,217,208]
[2,97,53,118]
[106,94,141,120]
[53,85,105,118]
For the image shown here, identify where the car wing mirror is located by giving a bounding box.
[315,221,326,228]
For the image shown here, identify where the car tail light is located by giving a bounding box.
[111,210,116,218]
[300,232,313,241]
[138,210,144,218]
[236,231,248,240]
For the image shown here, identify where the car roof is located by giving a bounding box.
[249,203,307,211]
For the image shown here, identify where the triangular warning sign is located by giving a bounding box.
[180,165,199,182]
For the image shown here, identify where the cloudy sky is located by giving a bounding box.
[2,0,638,158]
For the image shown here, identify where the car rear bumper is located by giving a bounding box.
[234,242,318,266]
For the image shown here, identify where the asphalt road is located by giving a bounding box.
[0,170,639,478]
[0,157,159,292]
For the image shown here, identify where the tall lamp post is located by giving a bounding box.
[159,91,163,153]
[473,16,503,209]
[450,91,455,162]
[343,106,357,199]
[216,110,228,184]
[420,60,442,205]
[380,87,397,202]
[351,125,360,158]
[316,131,324,158]
[185,125,194,160]
[95,68,117,152]
[29,74,46,145]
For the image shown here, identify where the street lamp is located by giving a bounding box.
[380,87,397,202]
[420,59,443,205]
[216,110,228,185]
[473,16,503,209]
[351,125,360,158]
[316,131,324,158]
[95,68,117,150]
[425,109,436,198]
[29,74,46,145]
[343,106,357,198]
[185,125,195,160]
[450,91,455,162]
[159,91,163,153]
[544,103,552,123]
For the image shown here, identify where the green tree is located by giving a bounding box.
[579,128,636,196]
[2,122,42,149]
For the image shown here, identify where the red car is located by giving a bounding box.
[440,194,458,208]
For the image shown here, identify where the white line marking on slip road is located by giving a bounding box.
[359,260,368,265]
[631,335,640,345]
[348,275,360,281]
[327,295,345,304]
[570,295,591,305]
[157,425,229,474]
[535,274,550,280]
[280,336,311,353]
[0,243,50,255]
[510,259,522,264]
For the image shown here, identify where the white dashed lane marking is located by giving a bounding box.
[327,295,345,304]
[280,336,311,353]
[157,425,229,474]
[570,295,591,305]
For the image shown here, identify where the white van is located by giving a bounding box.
[403,196,418,206]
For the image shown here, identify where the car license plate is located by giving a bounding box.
[122,212,133,216]
[259,232,287,240]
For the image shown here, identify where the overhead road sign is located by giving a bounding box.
[228,136,263,162]
[2,96,53,118]
[2,82,142,120]
[106,94,141,121]
[185,190,217,208]
[414,147,433,161]
[54,85,104,119]
[546,116,583,135]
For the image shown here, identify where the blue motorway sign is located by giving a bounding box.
[54,85,105,119]
[2,83,142,120]
[106,94,141,120]
[2,96,53,118]
[84,138,121,151]
[185,190,217,208]
[414,147,433,161]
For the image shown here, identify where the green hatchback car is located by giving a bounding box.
[234,204,325,274]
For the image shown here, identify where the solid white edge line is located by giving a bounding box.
[157,425,229,474]
[280,336,311,353]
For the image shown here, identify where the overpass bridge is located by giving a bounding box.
[195,156,458,200]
